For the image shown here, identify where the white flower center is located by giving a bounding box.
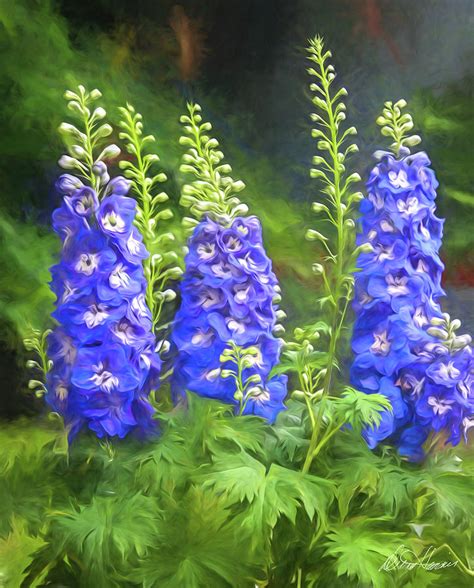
[62,281,77,303]
[91,362,119,392]
[75,253,99,276]
[386,274,409,296]
[109,263,131,289]
[205,368,221,382]
[419,222,431,240]
[55,383,68,400]
[360,291,373,306]
[463,417,474,434]
[416,259,429,273]
[413,306,428,328]
[437,361,460,381]
[74,194,96,215]
[102,211,126,233]
[247,386,270,404]
[224,235,242,252]
[227,318,246,334]
[59,335,76,364]
[376,244,395,262]
[397,197,419,215]
[199,288,221,309]
[427,396,453,416]
[388,169,410,189]
[370,331,391,356]
[127,233,141,255]
[131,294,149,318]
[234,284,250,304]
[113,320,139,345]
[211,262,233,278]
[380,220,395,232]
[197,243,216,260]
[83,304,109,328]
[235,224,249,236]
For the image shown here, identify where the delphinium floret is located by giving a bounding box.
[351,99,473,460]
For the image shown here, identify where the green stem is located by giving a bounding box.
[79,94,99,191]
[431,544,474,577]
[302,54,348,474]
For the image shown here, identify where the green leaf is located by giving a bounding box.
[136,487,254,588]
[334,387,392,432]
[50,493,161,573]
[240,463,335,548]
[196,452,266,503]
[324,519,405,587]
[0,517,46,588]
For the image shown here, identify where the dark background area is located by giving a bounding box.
[0,0,472,417]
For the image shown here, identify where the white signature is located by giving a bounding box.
[379,545,458,572]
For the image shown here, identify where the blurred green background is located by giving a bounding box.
[0,0,472,417]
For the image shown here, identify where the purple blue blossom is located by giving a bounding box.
[46,174,160,439]
[351,149,474,460]
[171,215,287,422]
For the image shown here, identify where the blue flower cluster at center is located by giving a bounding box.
[172,216,287,421]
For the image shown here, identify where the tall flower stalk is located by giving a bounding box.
[351,99,473,460]
[300,37,364,473]
[171,103,287,421]
[118,104,182,333]
[46,86,160,439]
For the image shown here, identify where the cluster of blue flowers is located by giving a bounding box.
[47,172,161,438]
[171,215,287,422]
[351,148,473,460]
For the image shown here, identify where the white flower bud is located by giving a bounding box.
[162,289,176,302]
[312,263,324,275]
[97,144,121,161]
[58,155,81,170]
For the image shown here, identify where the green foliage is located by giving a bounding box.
[1,396,472,587]
[333,387,392,433]
[49,493,161,581]
[118,103,182,332]
[323,519,405,587]
[0,517,47,588]
[0,215,56,339]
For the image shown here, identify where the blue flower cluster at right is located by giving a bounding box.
[351,149,473,460]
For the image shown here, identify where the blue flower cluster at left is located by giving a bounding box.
[351,149,474,460]
[171,215,287,422]
[46,174,161,438]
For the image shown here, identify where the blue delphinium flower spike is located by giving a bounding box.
[351,100,473,460]
[46,86,160,439]
[171,104,287,421]
[172,215,287,421]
